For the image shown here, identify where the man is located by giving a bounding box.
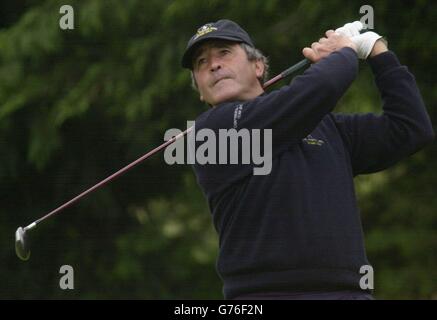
[181,19,434,299]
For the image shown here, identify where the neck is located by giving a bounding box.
[211,85,265,108]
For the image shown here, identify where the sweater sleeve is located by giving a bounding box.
[332,51,435,176]
[200,47,358,149]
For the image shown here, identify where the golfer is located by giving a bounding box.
[181,19,434,299]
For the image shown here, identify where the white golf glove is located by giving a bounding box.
[335,21,384,59]
[335,21,363,37]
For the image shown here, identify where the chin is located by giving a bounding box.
[211,88,241,105]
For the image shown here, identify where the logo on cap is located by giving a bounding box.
[193,23,218,40]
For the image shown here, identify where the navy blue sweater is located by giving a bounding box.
[191,47,434,299]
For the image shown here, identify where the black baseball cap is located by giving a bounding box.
[181,19,255,69]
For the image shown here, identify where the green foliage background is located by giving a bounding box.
[0,0,435,299]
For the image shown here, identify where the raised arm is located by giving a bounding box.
[333,47,434,175]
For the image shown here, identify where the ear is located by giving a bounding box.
[254,59,265,80]
[200,95,204,102]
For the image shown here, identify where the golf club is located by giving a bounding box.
[14,58,310,261]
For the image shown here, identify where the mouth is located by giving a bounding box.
[212,77,231,87]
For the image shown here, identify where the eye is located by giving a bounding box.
[220,48,231,55]
[197,57,206,67]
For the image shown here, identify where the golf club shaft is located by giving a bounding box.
[25,128,193,230]
[262,59,310,88]
[23,58,310,230]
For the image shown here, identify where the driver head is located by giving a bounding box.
[15,227,30,261]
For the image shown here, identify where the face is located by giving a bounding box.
[192,40,265,106]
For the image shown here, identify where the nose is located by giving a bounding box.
[209,55,222,72]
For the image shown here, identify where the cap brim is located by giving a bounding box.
[181,34,251,69]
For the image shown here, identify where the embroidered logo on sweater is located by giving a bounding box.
[233,104,243,129]
[302,134,324,146]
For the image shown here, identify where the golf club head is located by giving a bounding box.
[15,227,30,261]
